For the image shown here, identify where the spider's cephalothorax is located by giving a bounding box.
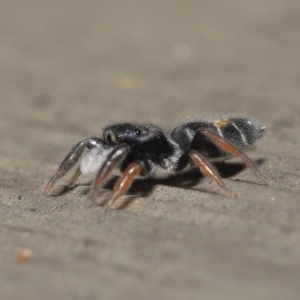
[103,123,173,167]
[44,117,268,209]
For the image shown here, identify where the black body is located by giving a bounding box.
[102,117,265,173]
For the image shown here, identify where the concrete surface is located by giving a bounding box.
[0,1,300,299]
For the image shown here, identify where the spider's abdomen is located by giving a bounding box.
[171,117,265,158]
[212,118,265,148]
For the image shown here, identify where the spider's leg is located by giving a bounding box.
[189,150,236,197]
[43,137,105,195]
[68,166,81,187]
[201,128,268,184]
[104,161,144,210]
[90,144,130,200]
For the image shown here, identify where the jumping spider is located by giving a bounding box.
[44,117,268,209]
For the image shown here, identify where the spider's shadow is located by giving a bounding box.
[127,160,253,195]
[51,159,266,208]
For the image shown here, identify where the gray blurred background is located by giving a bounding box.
[0,1,300,300]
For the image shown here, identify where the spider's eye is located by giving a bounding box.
[134,128,141,136]
[104,130,118,144]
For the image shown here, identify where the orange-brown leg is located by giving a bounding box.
[190,150,237,197]
[44,166,81,196]
[90,162,117,200]
[104,161,143,210]
[90,144,130,200]
[202,128,268,184]
[43,172,65,196]
[69,167,81,186]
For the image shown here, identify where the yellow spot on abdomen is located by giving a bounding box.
[214,119,232,128]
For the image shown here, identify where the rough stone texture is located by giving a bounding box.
[0,1,299,299]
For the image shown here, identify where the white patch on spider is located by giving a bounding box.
[80,147,113,175]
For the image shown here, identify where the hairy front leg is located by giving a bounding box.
[43,137,106,195]
[90,144,130,201]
